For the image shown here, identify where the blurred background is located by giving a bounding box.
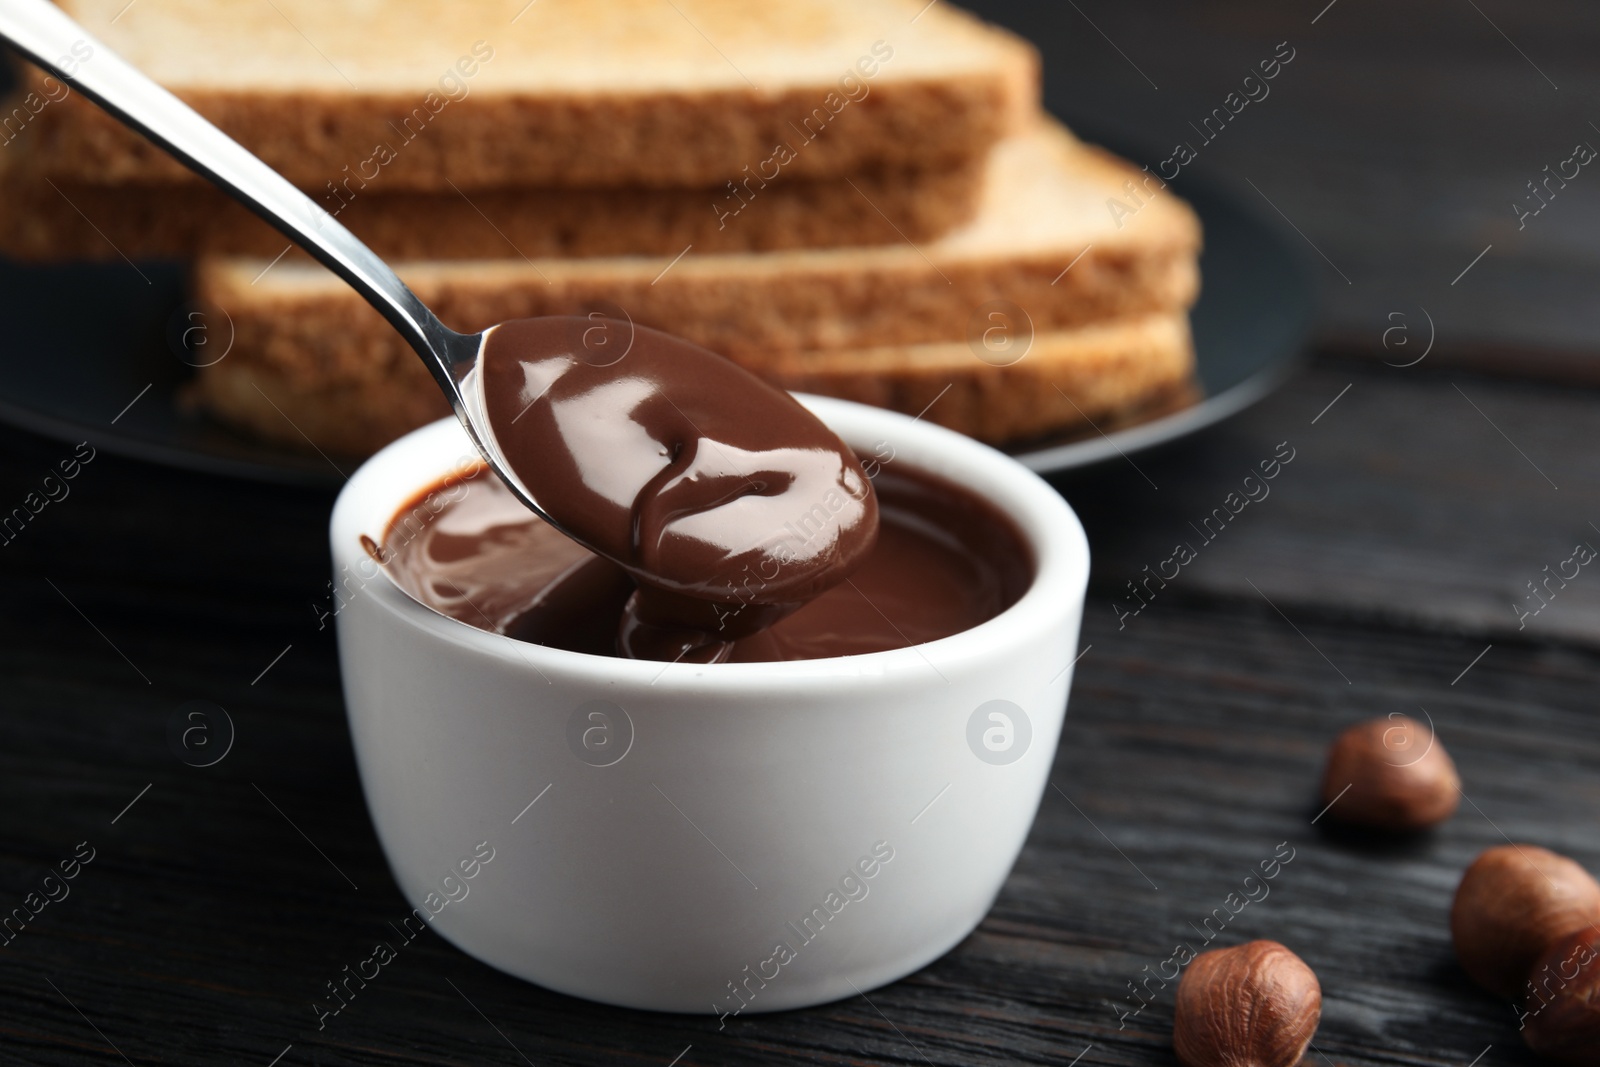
[980,0,1600,368]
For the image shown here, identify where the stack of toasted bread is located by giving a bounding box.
[2,0,1200,455]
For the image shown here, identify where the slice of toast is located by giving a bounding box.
[0,142,983,260]
[764,313,1197,447]
[18,0,1037,190]
[188,312,1196,455]
[191,120,1200,382]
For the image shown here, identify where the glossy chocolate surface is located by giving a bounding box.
[478,317,878,659]
[382,464,1031,663]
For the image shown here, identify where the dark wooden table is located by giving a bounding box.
[3,358,1595,1066]
[5,3,1600,1066]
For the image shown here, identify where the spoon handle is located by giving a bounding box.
[0,0,469,386]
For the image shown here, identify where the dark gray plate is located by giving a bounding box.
[0,130,1313,487]
[1012,125,1315,473]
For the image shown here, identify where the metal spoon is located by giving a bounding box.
[0,0,545,514]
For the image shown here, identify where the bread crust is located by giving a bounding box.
[187,122,1202,385]
[22,0,1039,190]
[195,244,1197,374]
[189,313,1196,455]
[0,144,983,260]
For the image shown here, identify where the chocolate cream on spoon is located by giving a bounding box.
[475,316,878,663]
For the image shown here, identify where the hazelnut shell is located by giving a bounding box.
[1522,927,1600,1066]
[1451,844,1600,999]
[1174,940,1322,1067]
[1319,715,1460,830]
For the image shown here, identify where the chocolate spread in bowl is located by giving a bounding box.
[381,463,1031,664]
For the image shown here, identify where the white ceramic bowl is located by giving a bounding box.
[330,396,1088,1014]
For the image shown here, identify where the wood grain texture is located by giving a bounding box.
[0,354,1595,1065]
[1062,357,1600,650]
[4,3,1600,1061]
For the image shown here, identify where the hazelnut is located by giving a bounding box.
[1174,940,1322,1067]
[1522,927,1600,1065]
[1451,844,1600,999]
[1319,715,1459,830]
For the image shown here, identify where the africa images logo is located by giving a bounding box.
[567,700,634,767]
[967,700,1032,765]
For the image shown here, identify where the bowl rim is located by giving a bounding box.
[329,395,1089,691]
